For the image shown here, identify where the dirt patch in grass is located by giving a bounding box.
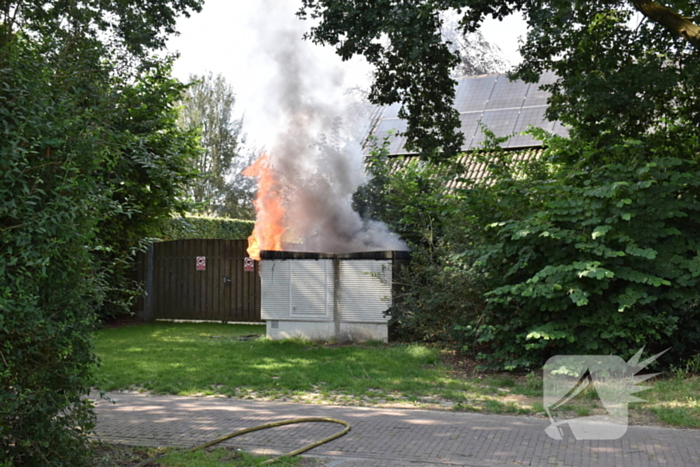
[89,442,155,466]
[441,350,482,378]
[89,442,323,466]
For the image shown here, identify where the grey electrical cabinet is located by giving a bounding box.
[260,251,409,342]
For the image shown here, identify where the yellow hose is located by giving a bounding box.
[134,417,351,466]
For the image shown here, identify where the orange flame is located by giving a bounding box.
[243,153,286,260]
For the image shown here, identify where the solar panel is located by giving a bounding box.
[383,102,401,119]
[507,106,555,148]
[523,73,556,108]
[552,120,569,138]
[506,133,540,149]
[458,112,483,151]
[485,76,529,111]
[373,119,408,154]
[539,70,558,86]
[515,106,552,131]
[454,75,497,113]
[368,73,565,154]
[471,109,520,149]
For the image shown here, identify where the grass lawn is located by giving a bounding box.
[93,322,700,429]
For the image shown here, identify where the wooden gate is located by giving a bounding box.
[137,239,261,322]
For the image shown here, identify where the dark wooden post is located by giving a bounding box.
[142,244,155,322]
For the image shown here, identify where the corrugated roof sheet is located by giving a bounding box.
[377,148,545,189]
[369,73,566,155]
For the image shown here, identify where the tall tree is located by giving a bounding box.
[440,13,511,77]
[298,0,700,158]
[299,1,700,368]
[0,1,202,464]
[178,73,254,219]
[95,63,201,319]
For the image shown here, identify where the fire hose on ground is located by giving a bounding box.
[134,417,351,467]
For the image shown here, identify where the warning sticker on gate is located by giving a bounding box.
[196,256,206,271]
[244,257,254,272]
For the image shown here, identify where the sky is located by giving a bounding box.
[166,0,528,148]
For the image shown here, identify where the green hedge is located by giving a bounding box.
[158,216,254,240]
[456,150,700,369]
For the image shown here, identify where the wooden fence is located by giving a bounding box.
[135,239,261,322]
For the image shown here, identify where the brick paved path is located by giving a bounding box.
[92,392,700,466]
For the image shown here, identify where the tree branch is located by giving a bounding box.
[629,0,700,50]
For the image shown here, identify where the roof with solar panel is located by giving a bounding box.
[369,71,567,155]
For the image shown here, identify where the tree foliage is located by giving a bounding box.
[455,137,700,369]
[377,131,700,369]
[299,0,700,158]
[0,0,203,58]
[1,0,202,464]
[305,0,700,369]
[95,64,200,319]
[514,3,700,148]
[178,73,255,219]
[0,38,103,466]
[299,1,464,158]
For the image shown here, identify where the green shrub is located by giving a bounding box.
[456,141,700,369]
[390,243,487,345]
[358,138,488,344]
[158,216,254,240]
[355,136,466,249]
[376,130,700,371]
[1,37,101,466]
[1,4,201,461]
[92,68,200,321]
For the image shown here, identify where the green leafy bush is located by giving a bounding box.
[1,37,101,466]
[93,67,201,320]
[158,216,254,240]
[356,139,488,344]
[355,135,464,249]
[1,0,202,462]
[457,140,700,369]
[374,130,700,370]
[390,243,488,345]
